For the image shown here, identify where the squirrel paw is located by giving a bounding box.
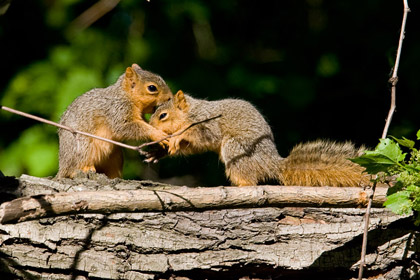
[168,136,183,155]
[144,156,159,164]
[143,144,168,163]
[151,130,169,148]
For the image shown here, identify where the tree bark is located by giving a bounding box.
[0,174,418,280]
[0,176,388,224]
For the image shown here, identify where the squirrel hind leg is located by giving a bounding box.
[56,164,95,179]
[72,165,97,178]
[222,137,282,186]
[224,155,269,186]
[95,146,124,179]
[81,165,96,173]
[228,174,258,187]
[59,149,123,179]
[88,122,123,178]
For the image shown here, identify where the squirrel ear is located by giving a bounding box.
[174,90,188,111]
[131,63,142,71]
[123,67,140,91]
[125,67,134,77]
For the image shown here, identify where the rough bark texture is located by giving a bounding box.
[0,178,388,224]
[0,174,419,280]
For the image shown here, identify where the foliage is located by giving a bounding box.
[0,35,122,176]
[0,1,144,178]
[1,1,419,185]
[351,132,420,225]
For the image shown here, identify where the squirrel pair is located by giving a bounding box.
[57,66,367,186]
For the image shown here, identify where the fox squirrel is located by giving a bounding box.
[149,90,368,187]
[57,64,173,179]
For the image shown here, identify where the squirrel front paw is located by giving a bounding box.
[151,130,169,148]
[168,136,183,155]
[144,144,168,163]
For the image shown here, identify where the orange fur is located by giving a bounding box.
[80,117,123,178]
[279,140,368,187]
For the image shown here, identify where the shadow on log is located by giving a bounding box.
[0,174,419,280]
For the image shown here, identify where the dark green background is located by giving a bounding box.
[1,0,419,186]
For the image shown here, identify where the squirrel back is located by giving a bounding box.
[57,64,172,179]
[150,90,283,186]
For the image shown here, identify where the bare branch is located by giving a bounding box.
[0,105,221,156]
[359,1,410,279]
[0,185,388,224]
[358,180,377,279]
[382,0,410,139]
[69,0,121,32]
[1,105,140,152]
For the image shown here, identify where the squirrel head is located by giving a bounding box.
[122,64,173,114]
[149,90,189,134]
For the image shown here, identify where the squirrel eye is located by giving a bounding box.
[159,112,167,120]
[147,85,158,92]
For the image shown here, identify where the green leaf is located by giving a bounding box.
[387,181,405,196]
[383,190,412,215]
[376,138,406,162]
[406,184,420,194]
[350,153,395,174]
[417,129,420,140]
[351,138,405,174]
[390,136,415,149]
[407,185,420,213]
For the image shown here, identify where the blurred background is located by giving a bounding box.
[0,0,419,186]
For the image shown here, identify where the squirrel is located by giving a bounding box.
[148,90,368,187]
[56,64,173,179]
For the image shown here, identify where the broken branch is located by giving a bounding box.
[0,105,221,156]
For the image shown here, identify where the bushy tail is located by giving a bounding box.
[279,140,368,187]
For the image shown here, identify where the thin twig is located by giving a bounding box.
[136,114,222,149]
[382,0,410,139]
[1,105,141,152]
[69,0,121,32]
[358,180,377,280]
[0,105,221,156]
[358,1,410,279]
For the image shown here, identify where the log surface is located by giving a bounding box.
[0,174,388,224]
[0,174,418,280]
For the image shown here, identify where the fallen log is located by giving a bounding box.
[0,174,417,280]
[0,175,388,224]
